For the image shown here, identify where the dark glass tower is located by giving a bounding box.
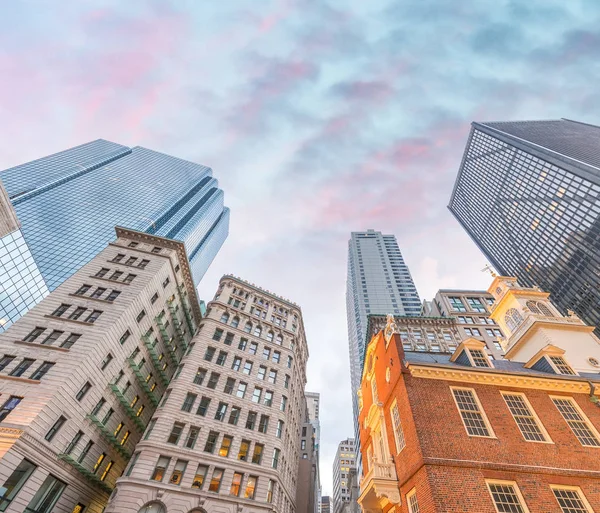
[449,119,600,332]
[0,139,229,331]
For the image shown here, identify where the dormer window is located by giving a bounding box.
[469,349,492,368]
[548,356,576,375]
[526,346,578,376]
[504,308,524,332]
[450,340,494,368]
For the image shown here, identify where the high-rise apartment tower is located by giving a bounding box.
[0,139,229,331]
[346,230,420,463]
[106,275,309,513]
[332,438,356,513]
[449,119,600,334]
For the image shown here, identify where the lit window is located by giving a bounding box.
[451,387,494,437]
[486,480,529,513]
[150,456,170,482]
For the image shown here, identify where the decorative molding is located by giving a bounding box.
[13,339,70,353]
[408,364,598,394]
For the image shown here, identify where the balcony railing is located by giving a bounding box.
[141,335,170,387]
[108,384,146,432]
[126,358,159,406]
[86,414,131,458]
[57,454,113,493]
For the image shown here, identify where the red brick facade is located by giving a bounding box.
[358,331,600,513]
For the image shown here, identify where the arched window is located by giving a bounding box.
[276,334,283,345]
[138,502,166,513]
[504,308,524,332]
[231,316,240,328]
[245,322,252,334]
[538,303,553,317]
[526,301,541,314]
[254,326,262,337]
[267,331,274,342]
[220,312,230,324]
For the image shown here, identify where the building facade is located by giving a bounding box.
[0,181,49,331]
[357,278,600,513]
[346,230,421,465]
[320,496,331,513]
[297,393,320,513]
[332,438,356,513]
[0,227,200,513]
[0,139,230,331]
[422,289,505,358]
[105,275,309,513]
[449,118,600,335]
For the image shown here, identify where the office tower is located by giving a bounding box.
[358,280,600,513]
[321,496,331,513]
[0,227,200,513]
[332,438,356,513]
[0,139,230,331]
[0,181,49,330]
[346,230,421,464]
[449,118,600,335]
[106,275,309,513]
[297,392,321,513]
[422,290,504,358]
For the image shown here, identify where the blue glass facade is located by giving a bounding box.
[0,139,229,330]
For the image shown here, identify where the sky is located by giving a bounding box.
[2,0,600,496]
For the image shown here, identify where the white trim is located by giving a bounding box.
[450,386,496,438]
[549,484,595,513]
[485,479,530,513]
[500,391,553,444]
[550,396,600,448]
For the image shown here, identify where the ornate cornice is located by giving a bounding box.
[115,227,202,326]
[407,364,599,394]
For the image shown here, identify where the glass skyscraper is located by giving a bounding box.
[345,230,421,463]
[449,118,600,333]
[0,139,229,331]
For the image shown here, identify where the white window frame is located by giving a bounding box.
[550,396,600,448]
[486,479,530,513]
[406,488,419,513]
[450,386,496,438]
[500,391,553,444]
[550,484,594,513]
[389,400,406,453]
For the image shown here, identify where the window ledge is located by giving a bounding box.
[14,340,70,352]
[68,293,116,304]
[107,259,149,270]
[44,315,96,327]
[90,275,131,286]
[0,374,40,384]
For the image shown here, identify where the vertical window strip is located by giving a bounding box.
[390,402,406,452]
[407,489,420,513]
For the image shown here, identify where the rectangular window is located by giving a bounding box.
[469,349,491,367]
[244,475,258,499]
[167,422,185,445]
[0,355,15,371]
[390,402,406,452]
[125,452,140,477]
[276,420,284,438]
[213,328,223,341]
[467,297,486,313]
[52,303,71,317]
[448,297,466,312]
[181,393,197,413]
[486,480,529,513]
[451,387,494,437]
[193,368,207,385]
[224,332,234,346]
[119,330,131,345]
[230,471,243,496]
[249,342,258,355]
[136,310,146,323]
[237,382,247,398]
[96,267,110,277]
[407,488,420,513]
[273,351,281,363]
[502,393,549,442]
[215,402,228,421]
[77,440,93,463]
[24,327,45,342]
[185,426,200,449]
[204,431,219,453]
[216,351,228,366]
[252,443,264,464]
[267,479,275,503]
[10,358,34,377]
[551,486,593,513]
[271,448,280,468]
[229,407,241,425]
[40,330,63,346]
[238,439,250,461]
[262,347,271,360]
[246,411,257,430]
[150,456,171,481]
[207,372,220,390]
[192,464,208,489]
[280,396,287,412]
[208,468,224,492]
[106,290,120,302]
[169,459,187,486]
[44,415,66,442]
[25,474,66,513]
[76,382,92,401]
[257,365,266,380]
[238,338,248,351]
[197,397,211,417]
[219,435,233,457]
[30,362,54,380]
[551,397,600,447]
[264,390,273,407]
[268,369,277,384]
[64,430,84,455]
[204,347,216,362]
[224,377,236,394]
[258,414,269,434]
[549,356,577,375]
[243,361,253,375]
[252,387,262,403]
[124,273,136,284]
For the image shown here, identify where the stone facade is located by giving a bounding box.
[422,289,504,358]
[106,276,309,513]
[0,227,199,513]
[357,280,600,513]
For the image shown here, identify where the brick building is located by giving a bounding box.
[357,276,600,513]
